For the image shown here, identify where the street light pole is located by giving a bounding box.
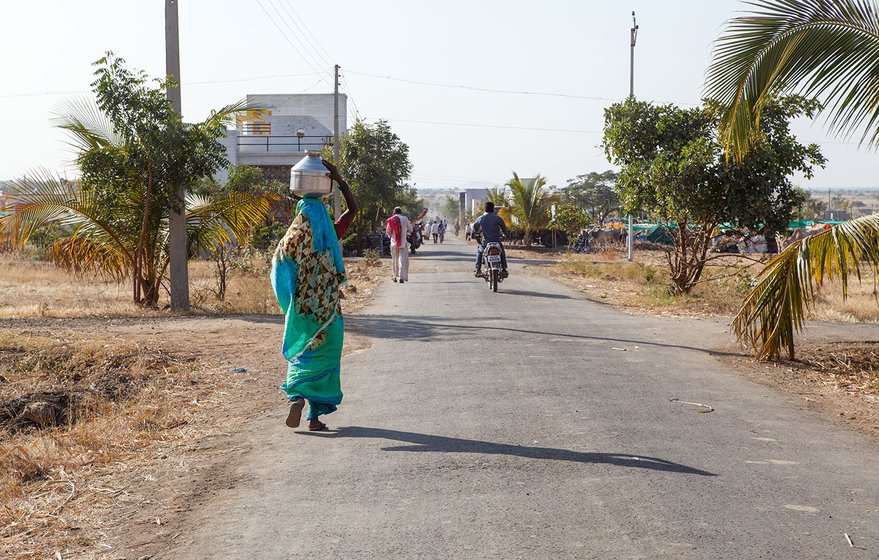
[626,11,638,263]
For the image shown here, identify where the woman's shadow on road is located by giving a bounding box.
[300,426,715,476]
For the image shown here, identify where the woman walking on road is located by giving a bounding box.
[271,160,358,431]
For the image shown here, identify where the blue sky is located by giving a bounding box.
[1,0,877,190]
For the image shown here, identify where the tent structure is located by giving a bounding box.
[646,224,674,245]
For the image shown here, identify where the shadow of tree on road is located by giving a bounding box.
[302,426,715,476]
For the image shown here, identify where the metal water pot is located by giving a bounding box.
[290,151,332,197]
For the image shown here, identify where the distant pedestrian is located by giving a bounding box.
[386,206,412,283]
[431,220,439,243]
[465,223,472,241]
[438,220,446,244]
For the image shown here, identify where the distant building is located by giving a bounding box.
[820,209,851,221]
[216,93,347,185]
[461,188,488,218]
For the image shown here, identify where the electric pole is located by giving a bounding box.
[626,10,638,263]
[333,64,341,219]
[166,0,189,311]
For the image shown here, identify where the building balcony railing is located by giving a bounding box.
[237,134,333,154]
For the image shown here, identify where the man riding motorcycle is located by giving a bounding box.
[472,201,509,278]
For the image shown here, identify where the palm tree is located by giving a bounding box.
[506,172,550,246]
[0,93,272,308]
[733,214,879,360]
[704,0,879,359]
[486,186,509,209]
[1,170,271,308]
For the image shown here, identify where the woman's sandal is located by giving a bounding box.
[286,398,305,428]
[308,420,328,431]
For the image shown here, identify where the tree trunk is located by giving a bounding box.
[215,247,227,301]
[667,222,716,295]
[135,165,156,307]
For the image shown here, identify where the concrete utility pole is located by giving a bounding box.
[626,11,638,263]
[333,64,341,219]
[166,0,189,311]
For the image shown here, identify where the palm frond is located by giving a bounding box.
[0,169,135,262]
[507,172,550,228]
[705,0,879,160]
[52,96,122,151]
[51,232,130,279]
[733,213,879,359]
[204,99,267,130]
[486,187,509,208]
[184,191,275,255]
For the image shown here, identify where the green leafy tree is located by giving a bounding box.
[323,120,414,251]
[603,96,824,294]
[506,172,550,246]
[551,201,590,247]
[704,0,879,359]
[563,171,620,225]
[0,54,271,308]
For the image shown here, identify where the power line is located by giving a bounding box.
[362,116,601,134]
[276,0,334,68]
[280,0,336,65]
[346,70,619,102]
[267,0,330,73]
[0,88,87,99]
[186,71,320,86]
[0,72,323,99]
[255,0,329,84]
[340,69,362,121]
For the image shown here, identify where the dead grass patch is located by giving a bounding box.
[0,333,199,558]
[794,341,879,397]
[527,249,879,322]
[0,252,384,319]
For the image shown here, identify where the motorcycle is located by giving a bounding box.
[478,241,506,292]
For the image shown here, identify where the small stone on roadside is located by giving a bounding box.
[229,367,247,373]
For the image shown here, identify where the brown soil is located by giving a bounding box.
[723,341,879,442]
[0,264,381,559]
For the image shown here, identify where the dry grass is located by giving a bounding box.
[0,333,206,558]
[795,342,879,396]
[0,252,383,319]
[0,251,385,557]
[528,248,879,322]
[0,253,144,319]
[810,276,879,323]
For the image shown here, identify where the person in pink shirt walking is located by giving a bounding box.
[385,206,412,283]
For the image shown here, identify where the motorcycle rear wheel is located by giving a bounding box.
[490,269,498,292]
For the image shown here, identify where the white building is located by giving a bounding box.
[462,188,488,218]
[216,93,347,184]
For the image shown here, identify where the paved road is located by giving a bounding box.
[167,238,879,559]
